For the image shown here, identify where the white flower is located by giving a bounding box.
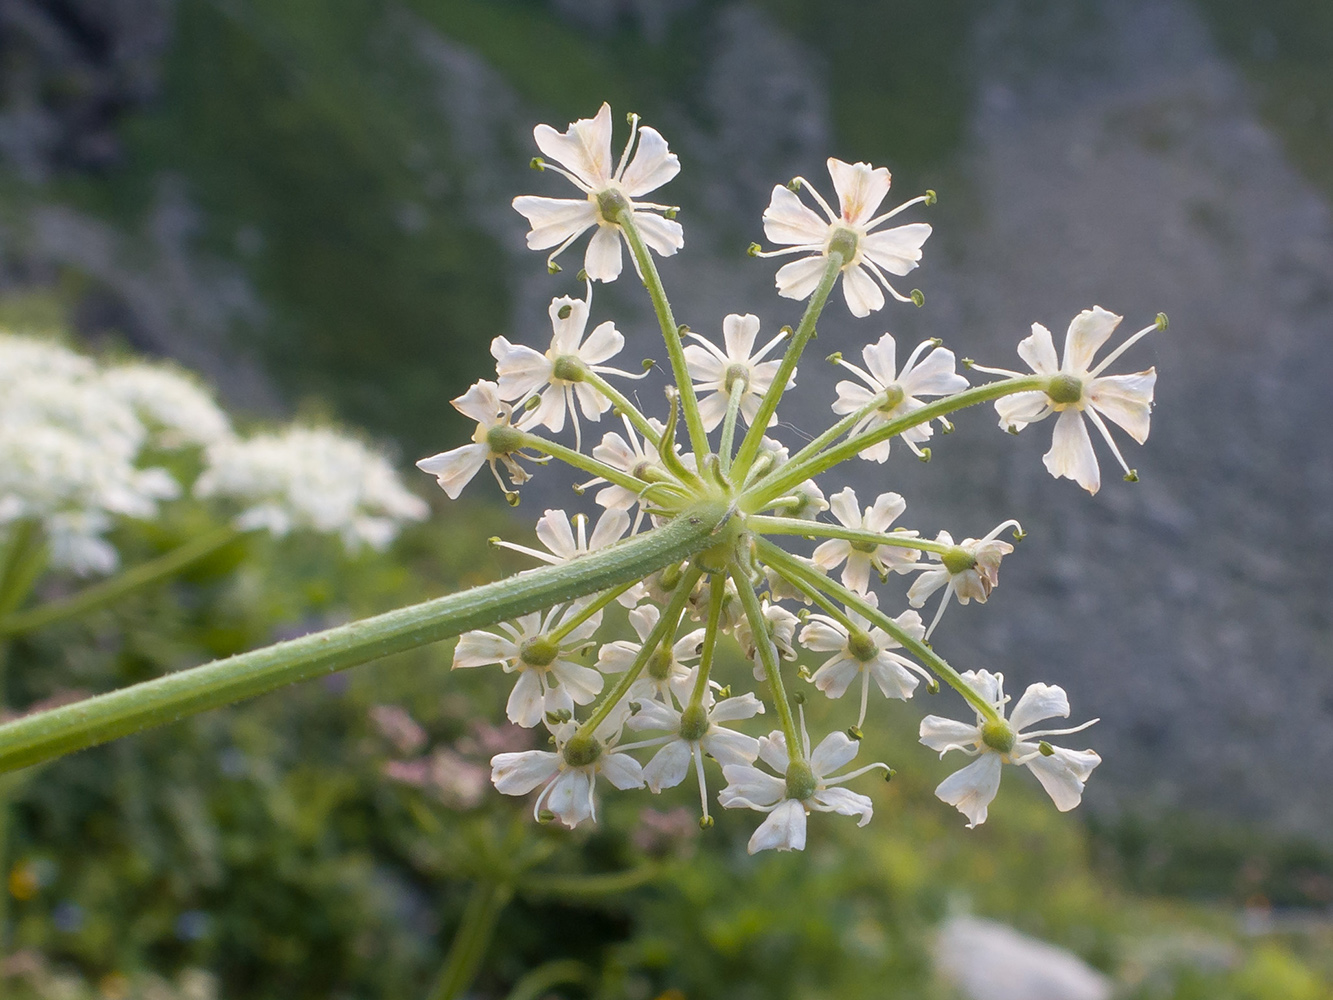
[732,598,799,680]
[919,670,1100,828]
[512,102,683,282]
[906,524,1018,639]
[811,487,919,593]
[595,604,706,704]
[718,725,887,853]
[832,333,968,461]
[683,314,789,431]
[453,602,605,728]
[767,479,828,521]
[490,715,644,828]
[415,380,530,499]
[491,283,642,448]
[101,362,232,447]
[492,508,643,608]
[798,594,926,727]
[196,427,428,551]
[757,158,932,317]
[622,680,764,819]
[984,306,1157,494]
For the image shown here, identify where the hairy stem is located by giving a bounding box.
[730,561,801,757]
[748,515,951,555]
[0,502,732,775]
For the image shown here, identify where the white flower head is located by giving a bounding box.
[416,380,531,500]
[683,314,790,431]
[811,487,920,593]
[799,593,927,727]
[623,678,765,820]
[732,598,799,681]
[453,602,606,728]
[596,604,707,704]
[920,670,1100,828]
[832,333,968,461]
[101,362,232,448]
[589,416,668,516]
[491,281,643,449]
[490,713,644,829]
[981,306,1158,494]
[906,523,1019,639]
[512,102,683,282]
[718,717,889,854]
[757,158,932,317]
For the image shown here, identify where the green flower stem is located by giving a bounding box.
[516,431,650,495]
[748,516,952,555]
[426,878,514,1000]
[731,561,801,758]
[0,525,243,638]
[501,960,590,1000]
[757,538,1000,723]
[0,521,46,622]
[718,377,747,475]
[776,570,858,632]
[747,376,1049,507]
[688,575,727,709]
[614,210,710,459]
[0,501,733,776]
[579,370,661,446]
[772,393,886,476]
[731,251,845,478]
[519,863,662,899]
[547,580,640,643]
[574,564,703,739]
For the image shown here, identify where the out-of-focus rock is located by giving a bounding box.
[935,916,1113,1000]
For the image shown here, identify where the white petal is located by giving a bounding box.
[902,347,968,397]
[810,730,859,778]
[906,567,949,607]
[775,255,829,301]
[810,538,850,573]
[548,295,590,353]
[580,320,625,366]
[550,661,605,704]
[722,313,761,360]
[810,786,874,826]
[1008,682,1070,733]
[535,509,578,559]
[505,670,547,727]
[919,715,981,754]
[758,731,790,773]
[865,491,906,532]
[545,769,595,828]
[588,509,629,549]
[695,391,729,431]
[833,379,877,415]
[860,223,931,275]
[618,126,680,197]
[684,343,726,383]
[934,752,1002,828]
[512,196,598,249]
[600,752,646,791]
[827,486,861,528]
[1016,323,1060,375]
[811,657,858,699]
[452,630,514,669]
[416,444,488,500]
[709,692,765,723]
[718,763,786,809]
[1088,371,1155,444]
[449,380,503,425]
[828,158,892,227]
[1043,410,1100,494]
[573,381,610,420]
[869,656,918,700]
[861,332,898,387]
[763,185,830,246]
[1064,306,1122,374]
[491,750,559,795]
[596,640,641,674]
[583,225,624,282]
[798,619,850,654]
[747,798,807,853]
[841,554,872,595]
[643,740,692,792]
[533,102,613,190]
[702,727,761,766]
[634,212,685,256]
[995,390,1051,431]
[1023,748,1100,812]
[841,264,885,318]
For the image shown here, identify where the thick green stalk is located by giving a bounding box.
[516,431,650,495]
[757,538,1000,723]
[614,210,711,458]
[748,515,951,555]
[747,376,1048,506]
[426,879,514,1000]
[0,502,732,775]
[730,562,801,756]
[0,526,242,637]
[731,252,844,477]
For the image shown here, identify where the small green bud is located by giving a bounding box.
[1006,425,1021,436]
[797,665,811,680]
[530,156,546,171]
[787,177,803,191]
[596,188,632,221]
[884,768,897,782]
[878,384,906,412]
[723,363,750,393]
[557,303,573,320]
[846,726,863,741]
[1123,469,1140,483]
[664,207,678,219]
[576,269,588,282]
[545,709,572,725]
[918,447,932,463]
[552,355,586,382]
[1011,527,1027,542]
[505,491,521,507]
[962,357,975,368]
[647,645,675,680]
[641,358,656,371]
[792,691,806,706]
[487,536,502,546]
[570,482,585,496]
[780,325,794,338]
[523,395,541,410]
[562,733,603,768]
[926,678,940,695]
[1038,741,1056,757]
[980,719,1016,754]
[679,704,710,742]
[941,419,955,434]
[847,629,878,663]
[826,351,843,364]
[747,242,762,257]
[940,546,976,575]
[924,189,938,206]
[1046,373,1084,405]
[547,260,562,275]
[1155,312,1169,331]
[785,760,817,800]
[520,635,560,667]
[910,289,925,307]
[628,700,642,715]
[827,227,859,263]
[625,111,638,125]
[717,685,732,699]
[537,809,556,823]
[488,424,524,454]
